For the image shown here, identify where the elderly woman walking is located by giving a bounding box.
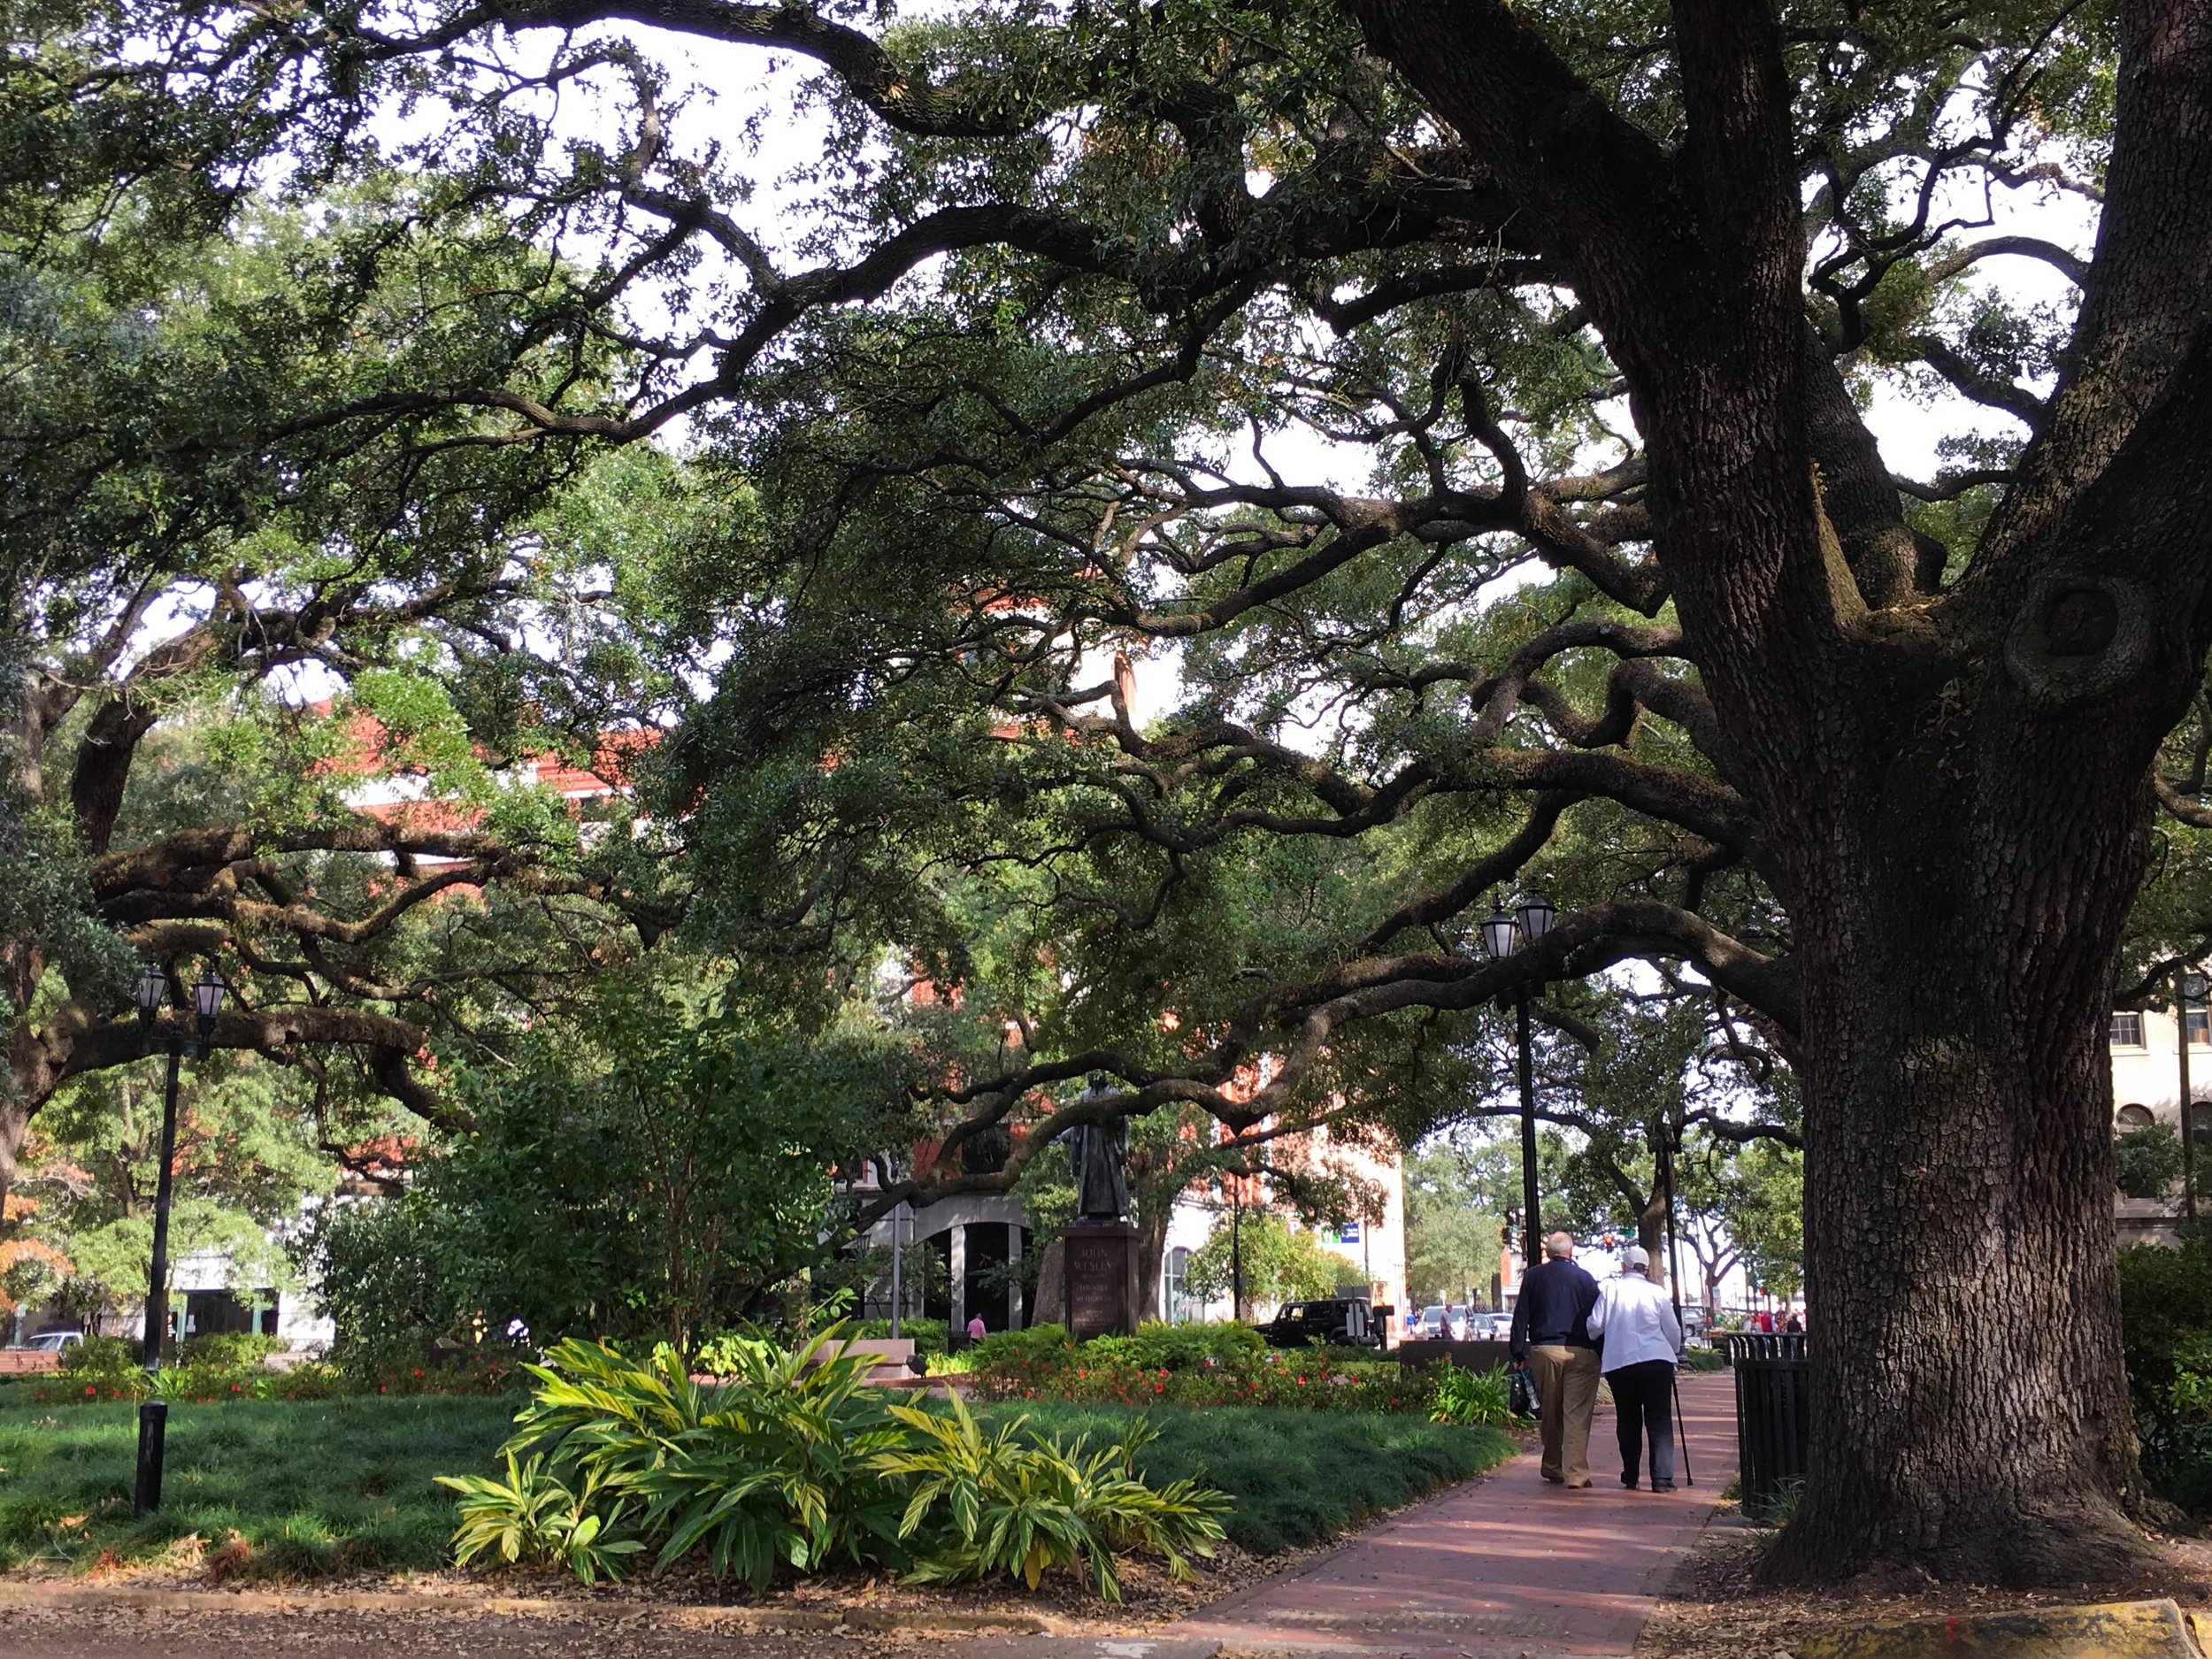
[1587,1246,1684,1492]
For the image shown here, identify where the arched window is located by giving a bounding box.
[2117,1104,2155,1131]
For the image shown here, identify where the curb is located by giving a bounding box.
[1802,1597,2206,1659]
[0,1580,1070,1635]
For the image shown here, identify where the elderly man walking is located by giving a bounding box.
[1588,1245,1684,1491]
[1508,1232,1601,1488]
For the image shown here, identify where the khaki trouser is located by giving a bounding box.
[1526,1344,1601,1486]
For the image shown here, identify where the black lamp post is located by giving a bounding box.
[1481,893,1555,1276]
[2184,970,2206,1224]
[128,964,225,1518]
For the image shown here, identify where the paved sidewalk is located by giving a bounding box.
[1171,1370,1738,1658]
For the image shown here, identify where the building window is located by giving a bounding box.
[2189,1003,2209,1047]
[1164,1246,1192,1322]
[2117,1104,2156,1131]
[2112,1011,2147,1048]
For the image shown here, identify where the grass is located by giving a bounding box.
[0,1392,1515,1579]
[985,1400,1517,1555]
[0,1394,518,1578]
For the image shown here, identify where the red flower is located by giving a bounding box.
[84,1386,95,1396]
[414,1368,425,1377]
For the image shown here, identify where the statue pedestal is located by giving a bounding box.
[1057,1224,1141,1338]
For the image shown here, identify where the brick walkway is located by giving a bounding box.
[1170,1370,1739,1658]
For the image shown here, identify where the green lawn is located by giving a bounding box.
[997,1401,1517,1555]
[0,1395,519,1577]
[0,1394,1514,1579]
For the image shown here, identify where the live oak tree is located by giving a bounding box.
[14,0,2212,1584]
[0,192,713,1205]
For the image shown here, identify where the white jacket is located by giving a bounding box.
[1586,1271,1683,1372]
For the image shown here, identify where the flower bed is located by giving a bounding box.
[979,1350,1429,1413]
[8,1335,523,1406]
[964,1324,1532,1429]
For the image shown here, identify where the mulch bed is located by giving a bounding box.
[1637,1511,2212,1658]
[0,1515,1339,1638]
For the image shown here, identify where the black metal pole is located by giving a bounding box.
[134,1036,181,1521]
[1231,1186,1244,1322]
[2183,967,2198,1224]
[1660,1126,1693,1487]
[1516,985,1541,1269]
[142,1038,181,1372]
[133,1401,167,1518]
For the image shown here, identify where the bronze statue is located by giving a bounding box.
[1063,1074,1130,1224]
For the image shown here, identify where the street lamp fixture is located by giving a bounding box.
[133,966,166,1031]
[126,962,226,1521]
[1480,893,1562,1279]
[193,972,226,1042]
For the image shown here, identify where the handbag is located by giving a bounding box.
[1509,1363,1535,1418]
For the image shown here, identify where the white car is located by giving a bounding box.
[24,1330,81,1352]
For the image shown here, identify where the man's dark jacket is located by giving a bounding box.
[1509,1256,1600,1360]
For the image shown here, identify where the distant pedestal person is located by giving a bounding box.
[1058,1223,1141,1338]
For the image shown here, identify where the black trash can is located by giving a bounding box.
[1725,1333,1809,1521]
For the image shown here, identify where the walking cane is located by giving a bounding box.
[1662,1131,1694,1488]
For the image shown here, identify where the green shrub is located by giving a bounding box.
[37,1337,148,1402]
[1104,1323,1263,1371]
[438,1452,643,1582]
[971,1337,1428,1415]
[2120,1237,2212,1512]
[457,1328,1234,1599]
[1428,1363,1516,1426]
[872,1395,1226,1600]
[506,1333,907,1590]
[58,1335,142,1376]
[967,1324,1074,1370]
[180,1333,286,1366]
[2118,1123,2186,1200]
[1678,1346,1727,1372]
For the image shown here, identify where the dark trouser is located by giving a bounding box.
[1608,1359,1677,1488]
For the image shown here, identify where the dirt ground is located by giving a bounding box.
[1636,1514,2212,1657]
[0,1602,940,1659]
[0,1528,1327,1658]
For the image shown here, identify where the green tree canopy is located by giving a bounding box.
[302,979,911,1352]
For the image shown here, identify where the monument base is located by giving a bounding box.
[1057,1223,1141,1339]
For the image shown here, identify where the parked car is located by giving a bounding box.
[23,1330,81,1352]
[1256,1298,1384,1349]
[1418,1303,1447,1340]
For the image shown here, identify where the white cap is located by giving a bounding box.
[1622,1244,1650,1269]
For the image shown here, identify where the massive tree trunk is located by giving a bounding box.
[1760,702,2165,1578]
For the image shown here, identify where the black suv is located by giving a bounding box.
[1256,1298,1382,1349]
